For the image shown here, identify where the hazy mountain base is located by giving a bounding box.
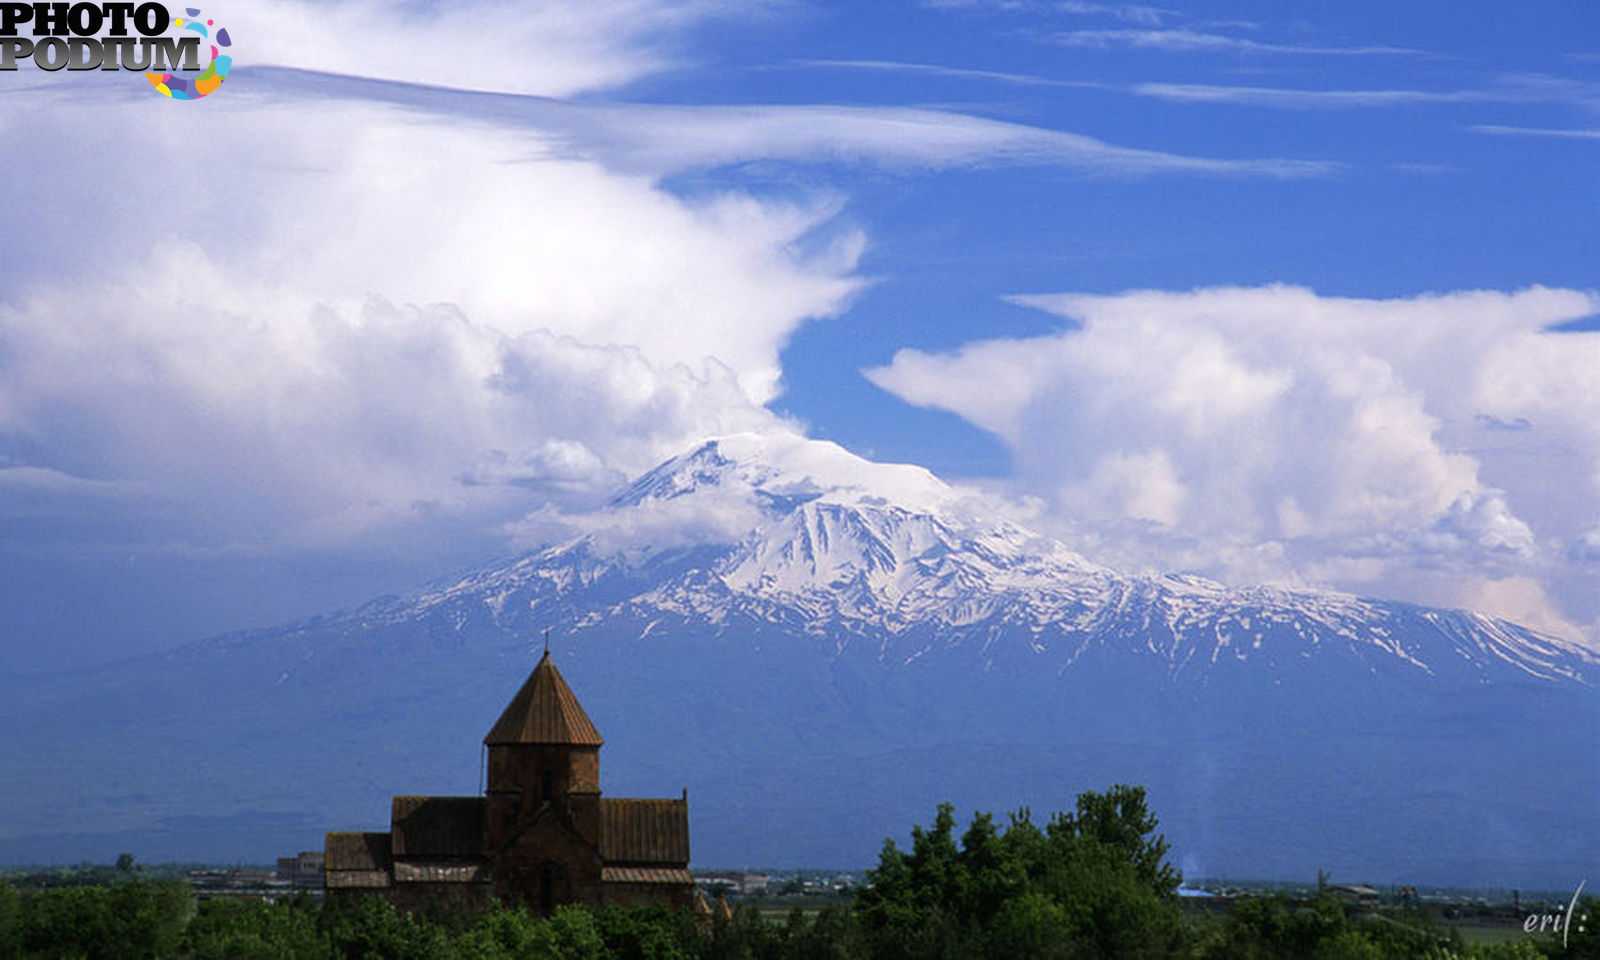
[2,605,1594,886]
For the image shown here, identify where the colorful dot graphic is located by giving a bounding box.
[145,7,232,100]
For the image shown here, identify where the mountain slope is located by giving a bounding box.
[414,434,1597,686]
[2,434,1595,885]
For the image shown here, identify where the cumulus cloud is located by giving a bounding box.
[865,285,1600,643]
[1428,492,1538,557]
[1572,528,1600,563]
[508,484,767,556]
[0,88,862,552]
[0,272,792,549]
[1447,576,1590,645]
[1076,449,1188,526]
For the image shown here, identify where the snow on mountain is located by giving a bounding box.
[413,434,1598,686]
[611,432,958,513]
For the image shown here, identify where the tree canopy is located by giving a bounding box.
[0,784,1591,959]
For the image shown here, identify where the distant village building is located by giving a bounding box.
[323,651,693,914]
[1327,883,1381,905]
[695,871,770,896]
[275,851,324,889]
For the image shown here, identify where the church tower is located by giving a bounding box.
[483,650,605,909]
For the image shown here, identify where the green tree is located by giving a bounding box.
[17,879,191,960]
[986,892,1075,960]
[854,802,971,960]
[19,885,113,959]
[954,812,1027,927]
[1504,940,1557,959]
[111,879,191,958]
[1052,784,1180,898]
[705,901,783,960]
[1195,895,1355,960]
[856,786,1184,960]
[1311,929,1386,960]
[448,903,549,960]
[320,894,448,960]
[545,905,608,960]
[0,881,19,960]
[591,905,699,960]
[776,905,862,960]
[185,895,332,960]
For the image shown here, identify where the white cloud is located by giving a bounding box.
[865,285,1600,643]
[578,102,1335,179]
[236,69,1338,181]
[1055,2,1172,26]
[1572,528,1600,563]
[4,90,869,395]
[1447,576,1588,645]
[779,66,1597,124]
[1049,29,1424,56]
[0,92,857,551]
[785,58,1099,88]
[1133,84,1487,108]
[509,484,766,556]
[1470,125,1600,140]
[1077,449,1187,526]
[1129,75,1594,110]
[0,273,793,549]
[1425,491,1537,558]
[233,0,759,97]
[925,0,1176,27]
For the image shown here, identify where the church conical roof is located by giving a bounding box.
[484,650,604,746]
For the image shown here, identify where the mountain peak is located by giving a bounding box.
[611,432,958,515]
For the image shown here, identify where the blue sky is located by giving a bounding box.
[726,3,1600,472]
[1,0,1597,671]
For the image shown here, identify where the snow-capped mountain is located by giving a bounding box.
[412,434,1597,687]
[2,435,1596,885]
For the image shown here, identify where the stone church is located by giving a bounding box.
[323,651,694,913]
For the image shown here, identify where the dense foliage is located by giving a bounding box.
[1,785,1593,959]
[0,879,191,960]
[854,785,1183,960]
